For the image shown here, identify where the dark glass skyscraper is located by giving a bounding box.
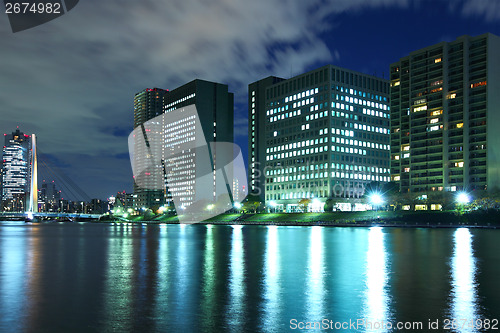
[132,80,234,209]
[132,88,169,209]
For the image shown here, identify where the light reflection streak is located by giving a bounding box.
[306,226,325,321]
[200,224,216,330]
[153,224,170,329]
[450,228,479,332]
[227,225,245,330]
[101,227,134,332]
[261,225,280,329]
[363,227,390,332]
[0,227,29,332]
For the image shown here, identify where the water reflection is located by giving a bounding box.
[227,225,246,331]
[261,225,281,330]
[306,226,325,321]
[450,228,479,332]
[101,225,134,332]
[363,227,390,332]
[0,226,29,332]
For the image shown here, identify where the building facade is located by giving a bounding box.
[248,76,285,201]
[132,80,234,210]
[252,65,390,212]
[1,128,32,211]
[390,33,500,193]
[132,88,169,208]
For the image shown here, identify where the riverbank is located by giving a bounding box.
[98,210,500,228]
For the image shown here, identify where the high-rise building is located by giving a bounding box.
[248,76,285,201]
[132,88,169,209]
[132,80,234,209]
[1,128,32,211]
[390,33,500,193]
[39,180,61,212]
[251,65,390,212]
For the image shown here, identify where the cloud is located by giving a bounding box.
[461,0,500,21]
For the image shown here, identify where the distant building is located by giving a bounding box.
[390,33,500,193]
[39,180,61,212]
[1,128,33,212]
[89,198,107,214]
[115,191,133,208]
[251,65,390,212]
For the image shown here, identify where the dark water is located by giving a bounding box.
[0,222,499,332]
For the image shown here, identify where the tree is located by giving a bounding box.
[298,198,311,212]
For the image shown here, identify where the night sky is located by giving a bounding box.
[1,0,499,201]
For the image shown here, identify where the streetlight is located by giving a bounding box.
[269,201,277,213]
[234,202,242,211]
[456,192,470,205]
[312,198,322,212]
[368,192,384,219]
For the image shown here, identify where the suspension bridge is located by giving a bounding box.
[1,134,101,221]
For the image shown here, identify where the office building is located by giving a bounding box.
[1,128,32,211]
[132,80,234,209]
[248,76,285,201]
[252,65,390,212]
[390,33,500,193]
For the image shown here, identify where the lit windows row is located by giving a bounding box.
[267,138,330,153]
[284,88,319,103]
[266,146,330,160]
[267,164,388,174]
[269,109,302,122]
[331,137,389,151]
[164,93,196,109]
[269,173,389,183]
[336,86,388,103]
[335,95,389,111]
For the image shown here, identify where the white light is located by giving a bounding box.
[234,202,242,209]
[269,201,277,207]
[456,192,470,204]
[370,193,384,206]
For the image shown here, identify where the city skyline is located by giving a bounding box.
[1,0,500,200]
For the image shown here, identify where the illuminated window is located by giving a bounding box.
[394,155,400,160]
[447,93,456,99]
[431,110,443,116]
[430,80,443,86]
[403,153,410,158]
[456,123,463,128]
[414,98,426,105]
[404,167,410,173]
[393,175,400,181]
[434,58,442,63]
[391,80,400,87]
[402,145,410,151]
[413,105,428,112]
[470,81,487,89]
[430,87,443,93]
[430,118,439,124]
[428,125,440,132]
[454,162,464,167]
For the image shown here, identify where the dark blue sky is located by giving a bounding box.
[1,0,499,200]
